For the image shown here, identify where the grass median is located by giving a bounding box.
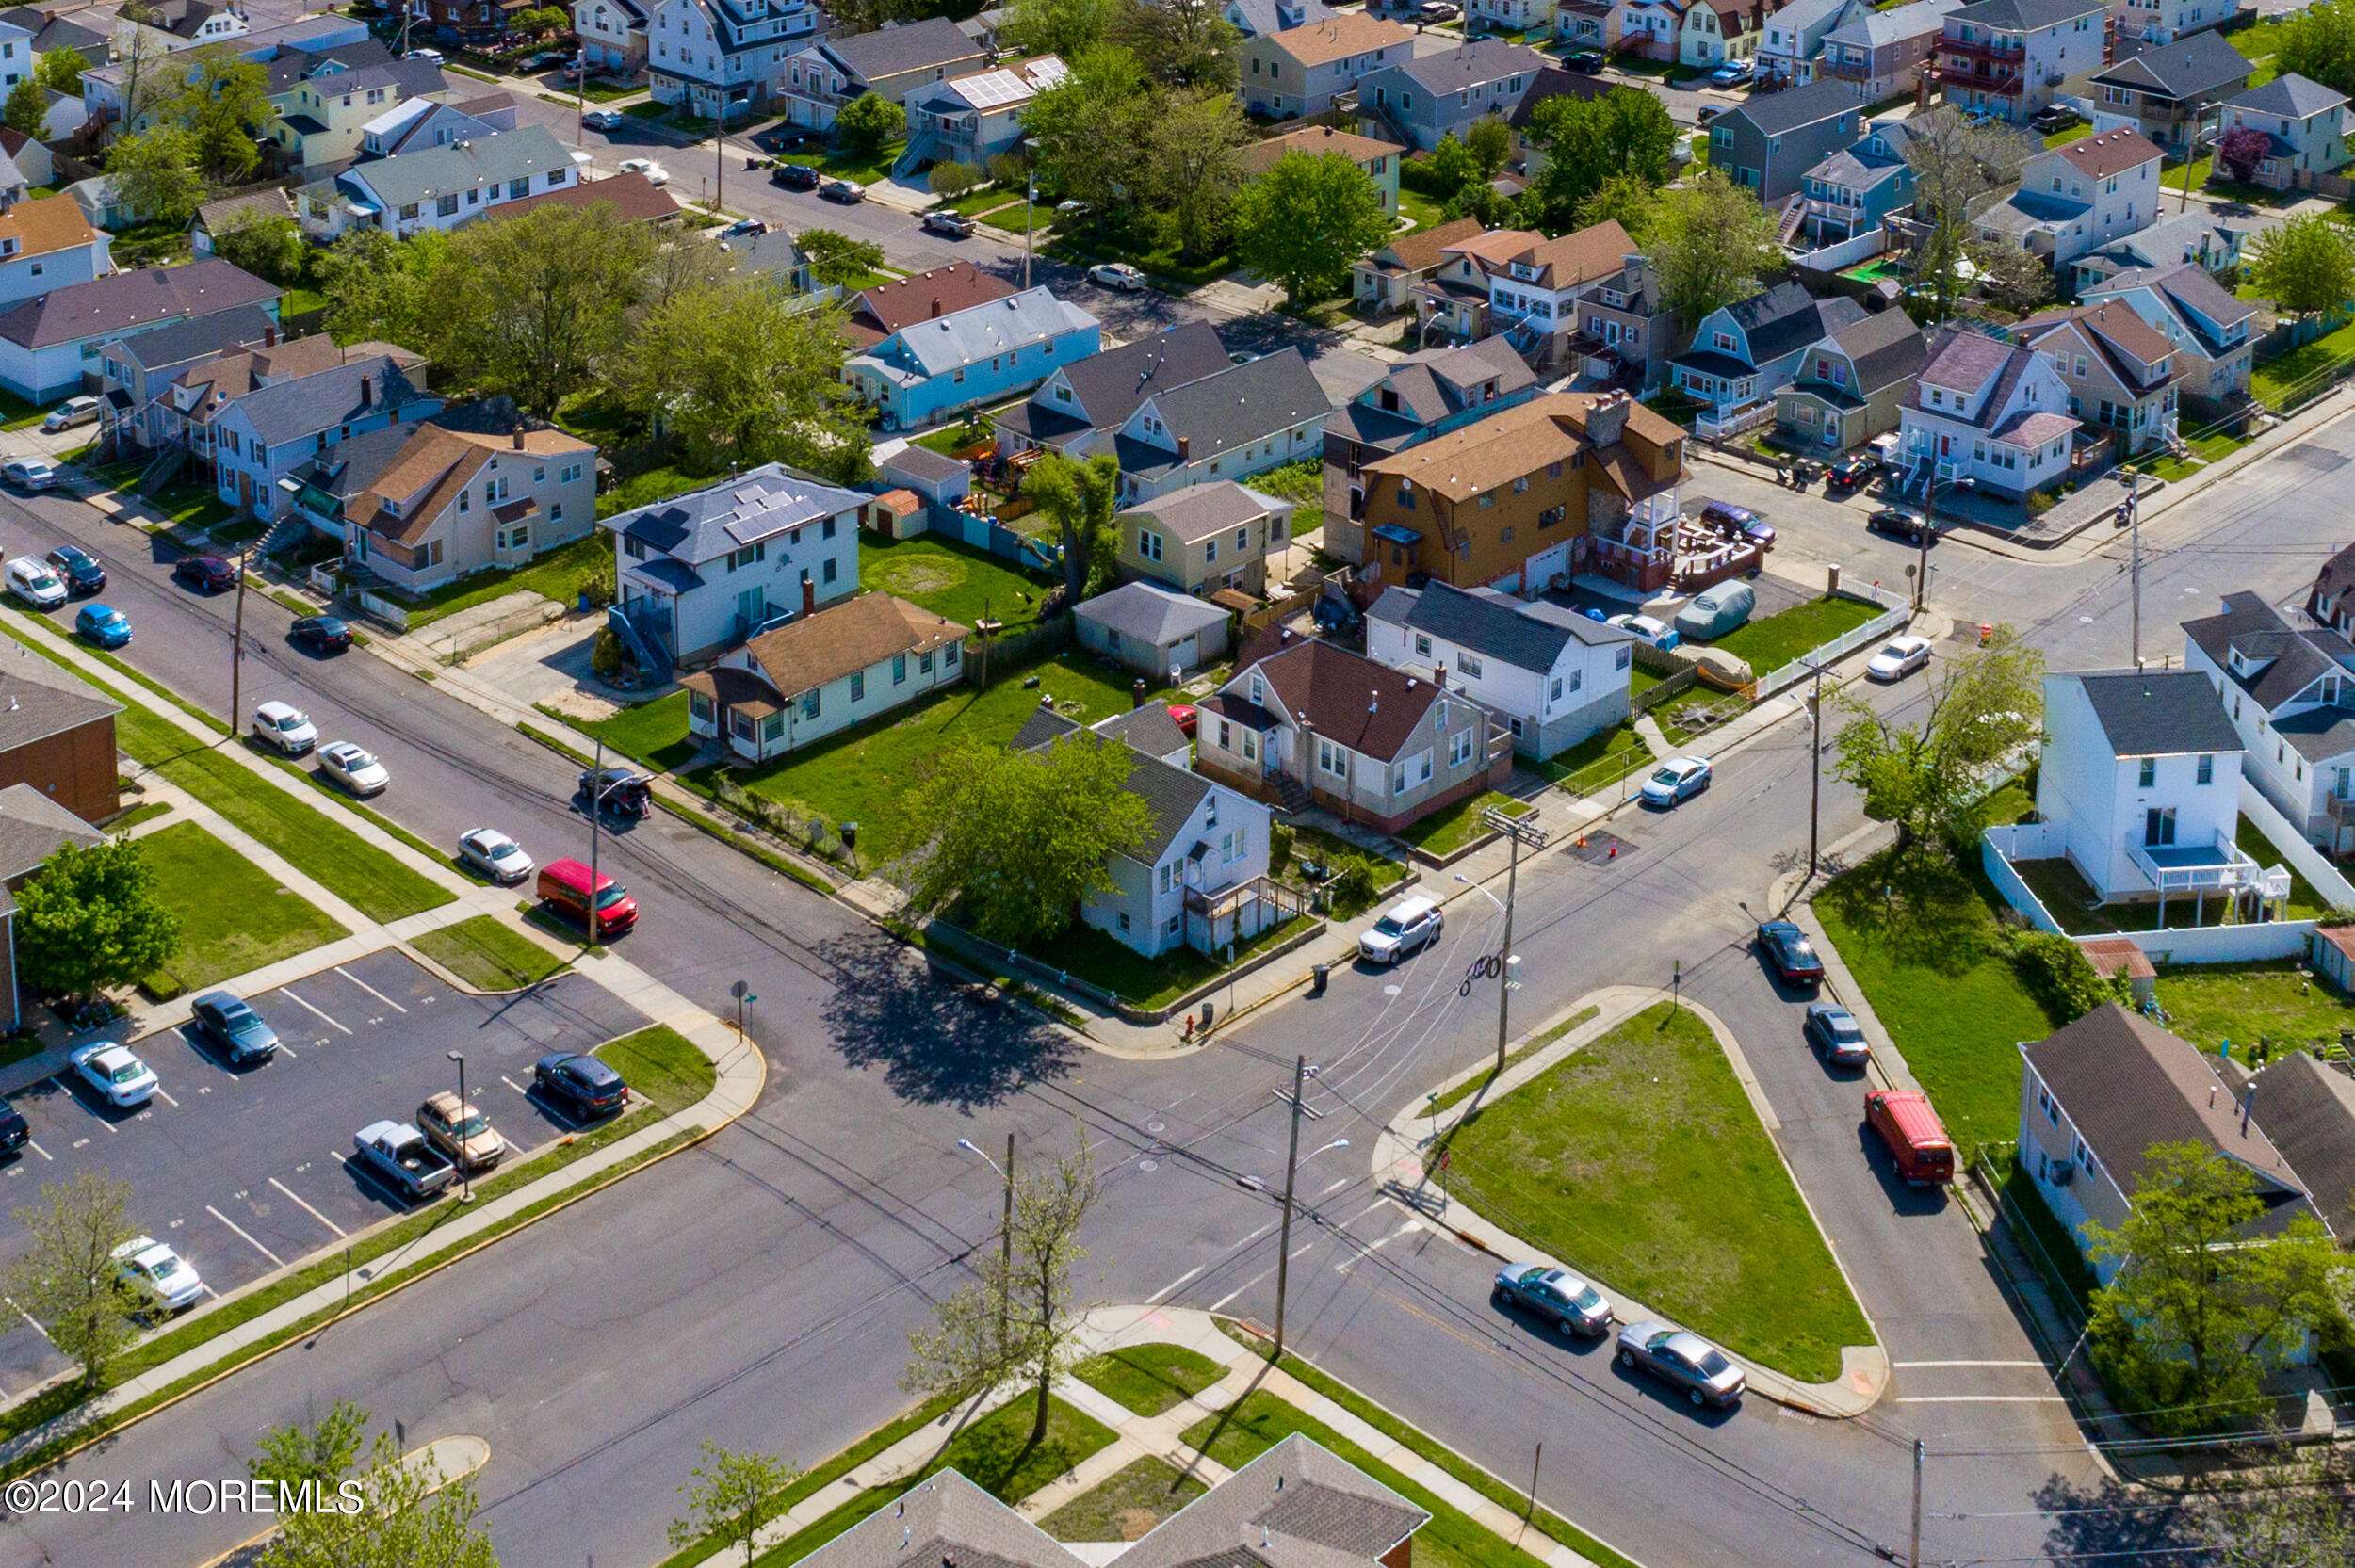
[137,822,349,999]
[595,1024,715,1113]
[412,915,569,991]
[1074,1342,1226,1416]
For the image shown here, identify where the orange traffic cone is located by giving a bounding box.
[1608,843,1618,860]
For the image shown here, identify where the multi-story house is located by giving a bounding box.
[901,55,1067,176]
[1667,280,1866,431]
[1552,0,1619,49]
[296,125,581,240]
[1678,0,1764,68]
[1100,348,1330,504]
[1353,390,1685,593]
[2013,299,2180,457]
[845,286,1101,432]
[1793,116,1915,246]
[1975,129,2162,270]
[1355,39,1546,151]
[574,0,650,76]
[1707,79,1861,203]
[2109,0,2233,57]
[993,320,1231,461]
[1322,336,1540,561]
[1240,125,1404,217]
[1351,216,1483,316]
[0,188,108,314]
[1772,307,1928,453]
[1115,481,1288,599]
[2217,74,2350,192]
[115,0,250,57]
[150,329,421,474]
[1895,327,2078,500]
[2087,29,2249,154]
[1561,251,1678,396]
[268,52,447,174]
[1242,13,1412,119]
[1613,0,1688,60]
[1411,219,1638,371]
[1817,0,1961,102]
[602,463,863,669]
[0,256,280,404]
[647,0,820,122]
[1469,0,1556,35]
[781,15,986,129]
[209,354,440,519]
[683,591,966,760]
[1758,0,1869,84]
[95,304,277,453]
[2070,207,2247,292]
[2184,590,2355,855]
[1934,0,2107,125]
[1197,635,1510,832]
[329,409,595,594]
[0,17,29,92]
[0,7,104,66]
[1368,579,1636,757]
[1225,0,1309,37]
[2079,261,2256,417]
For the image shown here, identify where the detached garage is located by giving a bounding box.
[1075,582,1229,679]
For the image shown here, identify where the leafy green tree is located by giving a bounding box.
[104,123,209,228]
[2087,1142,2349,1436]
[2247,213,2355,329]
[1113,0,1241,90]
[1423,132,1480,201]
[1464,114,1512,180]
[1523,87,1679,231]
[318,227,451,348]
[1575,170,1662,238]
[2,78,44,139]
[1641,169,1779,335]
[513,4,571,34]
[796,227,885,290]
[667,1443,800,1565]
[35,44,87,95]
[1022,43,1150,215]
[430,202,655,416]
[250,1399,370,1495]
[212,208,307,284]
[160,46,275,182]
[4,1171,142,1392]
[1003,0,1122,58]
[1830,623,2045,860]
[1142,88,1248,258]
[930,158,980,202]
[1022,448,1120,600]
[1232,149,1392,306]
[257,1422,499,1568]
[14,836,181,1002]
[2276,0,2355,100]
[834,91,905,157]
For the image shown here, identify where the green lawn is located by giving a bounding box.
[1279,826,1407,917]
[817,139,908,187]
[0,386,48,432]
[573,691,706,773]
[1428,1004,1600,1116]
[397,534,611,628]
[861,533,1056,628]
[2152,962,2355,1063]
[1074,1341,1228,1416]
[934,184,1019,218]
[2252,315,2355,411]
[1249,458,1323,538]
[1706,595,1885,675]
[1045,913,1305,1009]
[138,822,349,998]
[1399,186,1447,234]
[2015,818,2327,930]
[596,1023,714,1113]
[152,480,237,533]
[1434,1001,1870,1382]
[1045,231,1234,289]
[1039,1456,1205,1543]
[281,285,328,318]
[412,915,568,991]
[1397,791,1531,858]
[1649,682,1746,747]
[2042,122,2093,149]
[1535,721,1646,793]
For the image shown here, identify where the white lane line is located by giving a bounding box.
[275,1043,296,1059]
[1893,1395,2071,1404]
[333,967,408,1013]
[24,1140,49,1161]
[1893,1359,2048,1368]
[205,1204,286,1268]
[1147,1264,1204,1304]
[5,1296,52,1342]
[278,989,351,1036]
[152,1088,179,1107]
[268,1176,347,1238]
[500,1075,528,1096]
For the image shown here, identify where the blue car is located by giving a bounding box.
[1639,755,1712,808]
[74,603,131,647]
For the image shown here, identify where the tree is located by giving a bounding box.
[159,46,275,182]
[904,1125,1099,1448]
[13,836,181,1003]
[317,228,451,350]
[797,227,885,290]
[2215,123,2271,185]
[212,209,307,285]
[1575,170,1663,239]
[1003,0,1122,57]
[35,44,87,95]
[2247,213,2355,328]
[250,1399,369,1496]
[104,123,209,229]
[667,1442,800,1565]
[1523,87,1679,232]
[3,78,44,139]
[5,1171,143,1391]
[2086,1142,2349,1436]
[1022,44,1151,216]
[2276,0,2355,101]
[513,4,571,34]
[835,91,905,157]
[899,737,1152,946]
[1903,105,2036,322]
[1831,623,2045,860]
[430,202,654,416]
[2207,1431,2355,1567]
[1464,114,1513,180]
[930,158,980,202]
[1113,0,1241,91]
[1022,449,1120,601]
[1423,132,1481,202]
[1642,170,1779,337]
[257,1420,499,1568]
[1969,236,2051,315]
[1231,150,1392,307]
[1141,88,1248,259]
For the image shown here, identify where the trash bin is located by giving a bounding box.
[1311,963,1328,996]
[1199,999,1215,1030]
[840,821,859,851]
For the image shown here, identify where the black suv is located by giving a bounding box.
[771,163,820,190]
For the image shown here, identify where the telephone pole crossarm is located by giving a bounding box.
[1482,811,1550,1075]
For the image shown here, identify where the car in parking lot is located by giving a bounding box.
[1866,635,1932,682]
[459,827,534,884]
[0,1093,26,1155]
[45,545,104,593]
[115,1237,204,1312]
[251,701,317,754]
[1825,454,1876,494]
[1357,894,1443,965]
[1866,507,1933,545]
[1755,919,1825,986]
[290,614,353,653]
[1616,1321,1745,1408]
[1564,47,1606,70]
[74,602,131,647]
[318,740,389,796]
[6,556,67,608]
[172,553,236,591]
[189,990,280,1064]
[41,394,100,432]
[535,1050,629,1119]
[353,1120,456,1200]
[820,178,865,203]
[772,162,820,189]
[1640,755,1712,808]
[3,458,58,491]
[581,107,624,130]
[922,210,977,238]
[617,157,670,186]
[1606,611,1677,649]
[1803,1002,1871,1068]
[1709,58,1753,86]
[1089,261,1147,291]
[71,1041,156,1107]
[1492,1262,1613,1336]
[417,1091,506,1172]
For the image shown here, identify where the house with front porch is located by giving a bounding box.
[2087,29,2249,157]
[573,0,649,77]
[1816,0,1960,103]
[1242,13,1413,120]
[901,55,1066,176]
[327,409,595,594]
[1975,129,2163,271]
[2183,590,2355,857]
[646,0,820,124]
[1353,39,1546,151]
[1793,116,1916,247]
[1668,281,1867,435]
[1612,0,1689,60]
[1553,0,1619,48]
[295,125,582,241]
[1368,579,1636,757]
[992,320,1230,461]
[0,257,280,405]
[843,286,1101,432]
[1559,251,1677,396]
[1756,0,1871,87]
[2012,299,2180,459]
[1351,216,1484,317]
[1411,219,1639,373]
[1679,0,1765,69]
[1706,79,1861,204]
[681,591,966,761]
[2108,0,2235,58]
[2216,73,2350,192]
[1321,335,1541,563]
[1895,328,2078,501]
[1772,306,1928,454]
[781,15,986,130]
[1935,0,2108,125]
[208,352,440,519]
[2078,261,2256,419]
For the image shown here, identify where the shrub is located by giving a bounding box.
[1329,859,1377,916]
[1270,822,1294,875]
[931,159,979,202]
[2318,907,2355,929]
[579,558,616,608]
[2006,929,2124,1021]
[591,628,624,678]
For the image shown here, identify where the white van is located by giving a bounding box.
[1358,895,1444,966]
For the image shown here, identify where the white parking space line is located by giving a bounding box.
[24,1140,48,1161]
[1893,1359,2048,1368]
[1893,1395,2071,1404]
[205,1204,286,1269]
[278,989,351,1035]
[6,1297,52,1342]
[268,1176,347,1238]
[152,1088,179,1107]
[333,967,408,1013]
[275,1043,296,1059]
[500,1075,528,1096]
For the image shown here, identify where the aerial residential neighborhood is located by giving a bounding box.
[0,0,2353,1564]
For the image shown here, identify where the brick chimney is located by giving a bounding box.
[1586,389,1631,448]
[262,322,276,348]
[802,573,816,617]
[929,298,943,317]
[1178,435,1191,462]
[512,428,526,449]
[358,375,372,409]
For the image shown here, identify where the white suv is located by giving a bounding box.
[5,557,67,607]
[251,701,318,755]
[1358,895,1444,966]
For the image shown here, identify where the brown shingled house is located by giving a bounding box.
[680,591,966,761]
[843,262,1016,350]
[329,408,596,595]
[1351,216,1482,316]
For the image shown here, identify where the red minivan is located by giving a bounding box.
[1865,1089,1954,1186]
[537,858,638,938]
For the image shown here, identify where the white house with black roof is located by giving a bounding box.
[2182,590,2355,854]
[2087,29,2250,155]
[1105,348,1332,505]
[1366,580,1633,758]
[296,125,583,240]
[647,0,821,122]
[780,15,986,129]
[1668,280,1866,433]
[2217,73,2350,192]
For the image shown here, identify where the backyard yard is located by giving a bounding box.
[2008,816,2328,931]
[1705,594,1886,677]
[2251,315,2355,412]
[860,533,1056,628]
[2152,961,2355,1062]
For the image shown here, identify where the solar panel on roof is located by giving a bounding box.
[958,69,1026,107]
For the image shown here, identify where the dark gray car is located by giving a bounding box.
[1803,1002,1871,1068]
[190,991,279,1064]
[1492,1263,1613,1336]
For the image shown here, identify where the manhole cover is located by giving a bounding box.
[1567,832,1637,864]
[1138,1158,1158,1172]
[1146,1121,1164,1134]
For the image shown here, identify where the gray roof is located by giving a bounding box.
[1000,321,1232,447]
[0,7,106,55]
[2182,590,2355,738]
[2227,73,2348,119]
[1824,0,1960,48]
[822,15,982,82]
[289,417,419,502]
[263,36,394,93]
[788,1469,1092,1568]
[222,354,424,446]
[1077,580,1229,644]
[0,258,281,350]
[1114,349,1328,479]
[857,287,1096,379]
[604,463,867,563]
[2090,261,2257,339]
[1094,701,1192,758]
[196,187,296,235]
[1369,580,1631,673]
[1806,144,1909,194]
[1014,721,1219,861]
[2249,1052,2355,1247]
[1120,481,1276,544]
[1387,38,1549,97]
[1120,1435,1430,1568]
[1946,0,2105,31]
[2089,28,2251,101]
[1373,336,1535,425]
[1723,77,1855,137]
[718,229,809,284]
[108,303,276,372]
[2078,211,2245,278]
[0,643,122,755]
[1824,307,1927,394]
[2067,668,2243,756]
[1721,281,1866,366]
[338,125,575,214]
[878,443,968,485]
[0,782,100,881]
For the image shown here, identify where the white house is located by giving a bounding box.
[2110,0,2234,53]
[1936,0,2108,124]
[1895,328,2078,501]
[0,190,109,314]
[2217,73,2351,192]
[680,591,966,761]
[115,0,249,57]
[1366,580,1636,758]
[296,126,582,241]
[0,257,279,403]
[1104,348,1332,505]
[604,463,865,670]
[2034,667,2255,911]
[647,0,820,122]
[1975,129,2162,269]
[0,18,30,92]
[2183,590,2355,855]
[574,0,649,76]
[1755,0,1870,85]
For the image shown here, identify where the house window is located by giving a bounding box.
[1160,863,1173,893]
[893,653,908,684]
[2137,757,2155,788]
[1316,736,1347,777]
[1615,647,1631,671]
[1241,729,1258,762]
[1449,728,1473,768]
[823,558,838,584]
[2197,753,2213,784]
[919,651,935,674]
[1414,634,1432,657]
[1249,673,1266,705]
[945,642,959,666]
[1459,653,1483,679]
[1138,529,1162,562]
[762,713,784,742]
[801,687,821,719]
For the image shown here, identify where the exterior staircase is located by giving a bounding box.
[1774,192,1808,249]
[1271,772,1310,815]
[607,599,673,678]
[137,439,189,498]
[258,510,317,559]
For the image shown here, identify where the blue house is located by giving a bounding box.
[844,286,1101,431]
[1795,118,1915,248]
[1668,280,1865,431]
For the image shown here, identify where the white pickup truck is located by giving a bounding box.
[353,1121,456,1201]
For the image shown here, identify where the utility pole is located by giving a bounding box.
[1912,470,1935,613]
[1484,810,1550,1074]
[1022,170,1036,291]
[1806,658,1824,882]
[587,737,605,951]
[447,1050,470,1203]
[1908,1437,1925,1568]
[1273,1055,1305,1360]
[714,99,725,215]
[228,546,249,738]
[574,47,585,149]
[999,1129,1015,1345]
[2125,464,2143,670]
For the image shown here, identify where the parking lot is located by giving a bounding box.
[0,948,648,1392]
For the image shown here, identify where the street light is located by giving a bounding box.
[957,1135,1015,1352]
[447,1050,470,1203]
[1452,872,1503,913]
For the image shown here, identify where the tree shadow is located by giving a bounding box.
[2031,1471,2208,1566]
[1814,845,2001,973]
[815,929,1076,1110]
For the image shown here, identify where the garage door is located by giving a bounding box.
[1173,634,1199,669]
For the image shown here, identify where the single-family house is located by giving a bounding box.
[1074,581,1232,677]
[95,303,278,452]
[1470,0,1556,35]
[901,55,1067,176]
[1668,280,1869,428]
[2087,29,2249,155]
[1552,0,1620,50]
[2012,299,2180,457]
[2079,261,2256,417]
[1793,115,1916,246]
[993,321,1232,460]
[2069,207,2246,292]
[0,257,280,403]
[1895,329,2078,500]
[1559,251,1678,396]
[1772,306,1929,453]
[154,331,423,481]
[647,0,820,123]
[2019,1007,2322,1286]
[488,169,685,227]
[295,125,582,241]
[781,15,986,129]
[1116,480,1290,599]
[1355,40,1547,152]
[602,463,865,669]
[1706,79,1862,204]
[2183,590,2355,854]
[1101,348,1331,504]
[1975,129,2162,269]
[1411,219,1639,373]
[1935,0,2109,124]
[1350,215,1484,317]
[0,17,27,92]
[1678,0,1766,69]
[1242,13,1413,120]
[0,128,48,190]
[574,0,650,76]
[1240,125,1404,218]
[209,354,441,519]
[1758,0,1870,84]
[115,0,249,57]
[717,225,814,291]
[268,50,447,174]
[1321,335,1542,562]
[190,189,297,260]
[1226,0,1310,37]
[844,286,1101,431]
[1817,0,1961,102]
[2109,0,2234,56]
[681,591,966,761]
[2238,1051,2355,1250]
[2216,73,2350,192]
[842,261,1015,350]
[1352,390,1687,593]
[323,408,594,593]
[0,189,109,314]
[1368,579,1635,756]
[0,7,106,65]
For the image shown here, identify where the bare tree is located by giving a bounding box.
[2208,1431,2355,1567]
[1902,107,2037,322]
[5,1170,143,1392]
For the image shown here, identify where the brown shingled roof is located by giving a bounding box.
[847,262,1016,349]
[1263,12,1413,66]
[0,192,97,264]
[349,423,592,546]
[1372,216,1485,276]
[739,592,965,702]
[2055,127,2162,180]
[488,170,681,226]
[1360,392,1681,503]
[1240,124,1404,179]
[1241,638,1448,763]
